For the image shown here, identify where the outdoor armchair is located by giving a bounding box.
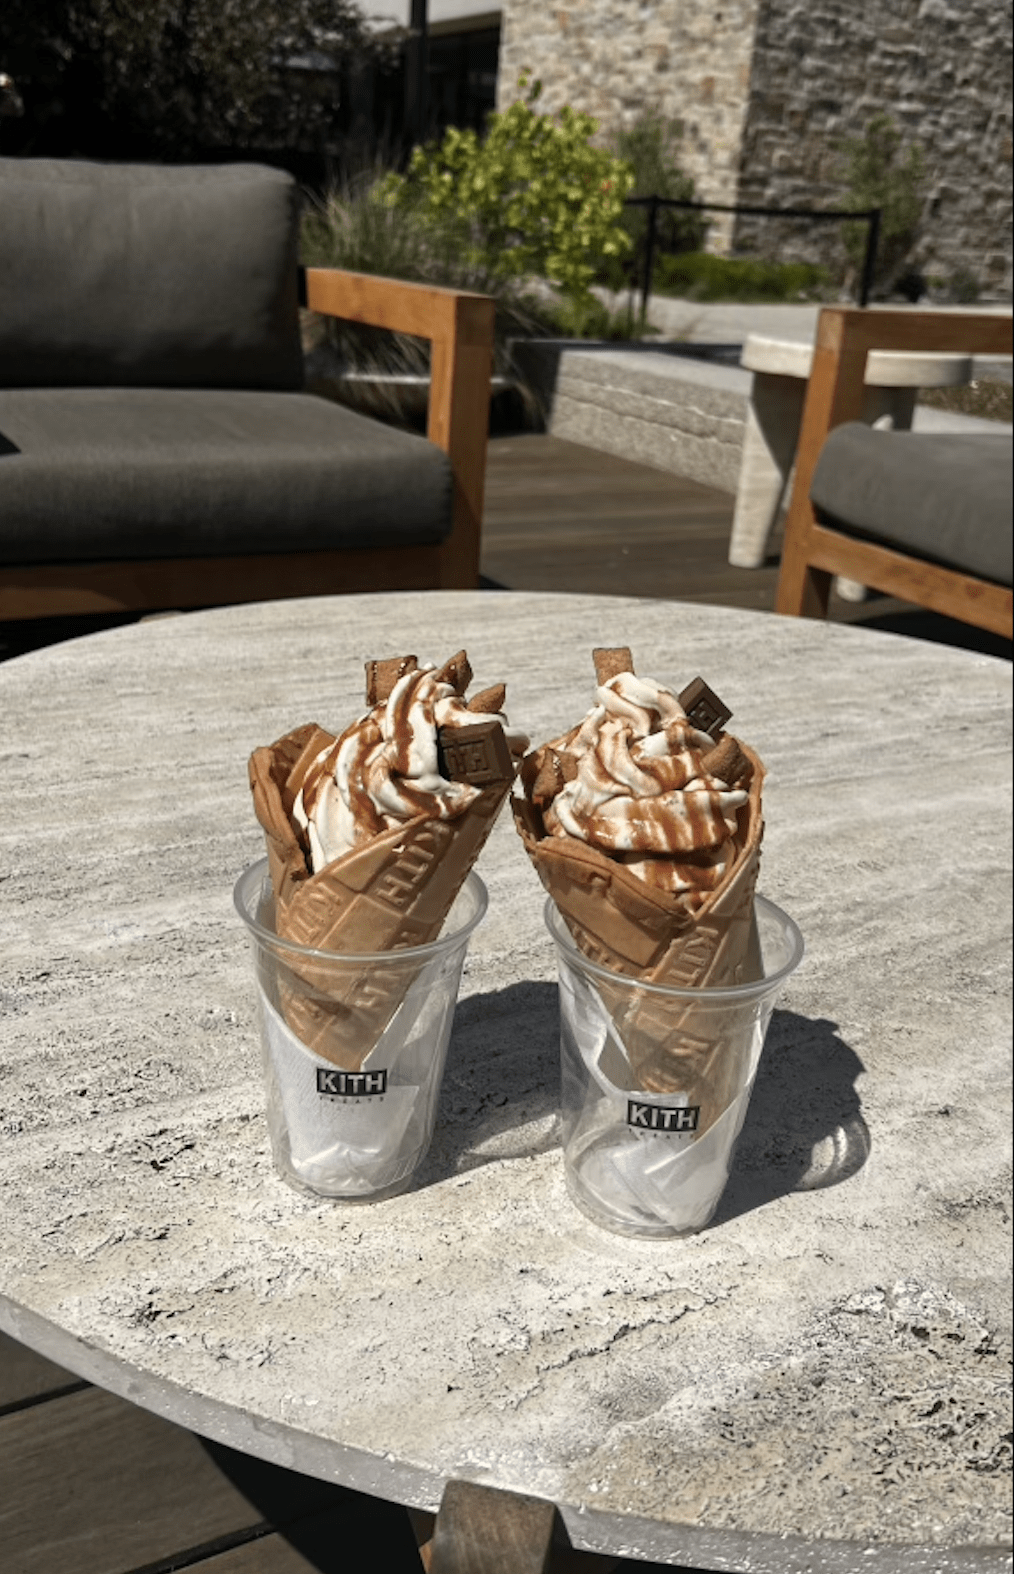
[775,307,1012,641]
[0,158,495,621]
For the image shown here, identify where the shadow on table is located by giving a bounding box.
[413,979,562,1188]
[710,1008,870,1227]
[417,986,869,1217]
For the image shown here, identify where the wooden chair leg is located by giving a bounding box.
[775,498,833,619]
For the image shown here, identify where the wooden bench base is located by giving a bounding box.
[776,521,1013,640]
[0,544,455,621]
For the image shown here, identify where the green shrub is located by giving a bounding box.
[839,113,926,292]
[653,251,831,302]
[301,170,563,384]
[600,109,705,290]
[380,75,635,327]
[947,265,981,304]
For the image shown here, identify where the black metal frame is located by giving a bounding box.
[625,196,882,314]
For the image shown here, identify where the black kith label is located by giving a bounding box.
[316,1069,388,1098]
[626,1100,700,1133]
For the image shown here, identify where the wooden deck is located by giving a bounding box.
[1,433,1009,1573]
[0,1330,430,1572]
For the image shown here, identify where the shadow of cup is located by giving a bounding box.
[711,1009,870,1225]
[416,988,868,1223]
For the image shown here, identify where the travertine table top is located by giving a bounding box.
[0,593,1010,1573]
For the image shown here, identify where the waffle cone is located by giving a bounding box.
[514,741,765,1120]
[250,729,510,1071]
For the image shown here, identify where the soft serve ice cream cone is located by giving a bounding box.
[513,648,764,1119]
[249,651,527,1070]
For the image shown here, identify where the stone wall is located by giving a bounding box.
[736,0,1013,296]
[497,0,764,245]
[496,0,1013,296]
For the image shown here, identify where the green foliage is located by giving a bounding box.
[533,294,657,341]
[947,265,981,304]
[380,75,635,321]
[839,113,926,291]
[0,0,392,157]
[601,109,705,288]
[300,171,568,425]
[653,251,831,302]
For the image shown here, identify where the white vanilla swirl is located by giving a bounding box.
[293,666,525,873]
[543,672,748,899]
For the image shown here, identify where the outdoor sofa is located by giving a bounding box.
[0,157,495,621]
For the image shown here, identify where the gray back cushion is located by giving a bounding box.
[0,158,304,390]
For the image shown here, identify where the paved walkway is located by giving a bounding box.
[600,291,1013,349]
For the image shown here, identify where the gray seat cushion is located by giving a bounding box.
[810,422,1012,587]
[0,388,452,563]
[0,159,304,391]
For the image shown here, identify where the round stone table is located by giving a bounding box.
[0,592,1010,1573]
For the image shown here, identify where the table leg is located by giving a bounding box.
[729,373,806,568]
[427,1480,557,1572]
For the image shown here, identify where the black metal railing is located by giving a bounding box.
[624,196,882,314]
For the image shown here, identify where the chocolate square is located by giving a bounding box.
[437,720,514,785]
[678,677,732,738]
[365,656,418,706]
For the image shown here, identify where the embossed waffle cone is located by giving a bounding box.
[250,728,511,1071]
[514,742,765,1122]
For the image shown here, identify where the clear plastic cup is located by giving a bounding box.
[234,859,487,1200]
[546,894,804,1238]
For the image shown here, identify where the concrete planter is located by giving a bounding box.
[509,336,751,493]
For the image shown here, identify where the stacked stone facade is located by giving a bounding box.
[497,0,1012,295]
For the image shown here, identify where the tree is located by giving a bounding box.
[381,76,635,334]
[608,109,706,265]
[0,0,396,159]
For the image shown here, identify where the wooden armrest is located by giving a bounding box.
[300,266,497,589]
[802,307,1013,448]
[302,265,493,344]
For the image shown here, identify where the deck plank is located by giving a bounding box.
[0,1330,86,1413]
[0,1384,420,1574]
[481,434,781,605]
[194,1504,424,1573]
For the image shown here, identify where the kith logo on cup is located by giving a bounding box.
[316,1069,388,1098]
[626,1100,699,1133]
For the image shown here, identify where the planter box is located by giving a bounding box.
[510,338,752,494]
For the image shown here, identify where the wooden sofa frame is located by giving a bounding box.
[775,307,1013,641]
[0,267,495,621]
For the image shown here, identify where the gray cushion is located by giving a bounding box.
[811,422,1012,587]
[0,159,304,391]
[0,388,452,562]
